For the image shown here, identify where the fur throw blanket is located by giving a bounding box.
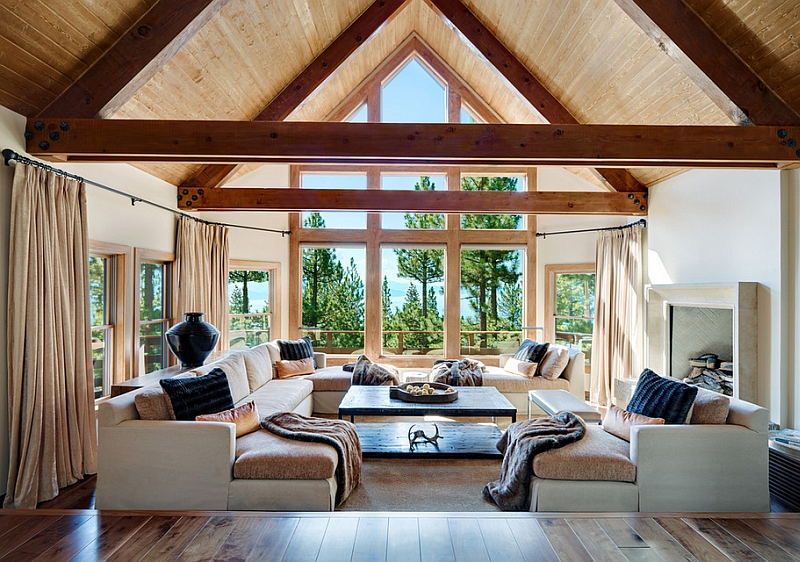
[261,413,362,506]
[352,355,400,386]
[431,358,484,386]
[482,411,586,511]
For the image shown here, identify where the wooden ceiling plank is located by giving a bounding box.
[38,0,233,119]
[425,0,645,193]
[26,119,800,166]
[181,0,409,189]
[613,0,800,126]
[177,187,648,215]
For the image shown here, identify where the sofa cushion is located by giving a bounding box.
[691,387,730,425]
[234,429,337,480]
[299,366,353,392]
[513,339,550,364]
[626,369,698,424]
[159,369,235,421]
[482,368,570,394]
[190,353,250,404]
[278,336,316,368]
[196,401,261,437]
[533,425,636,482]
[602,404,664,442]
[247,378,314,416]
[239,344,273,392]
[538,345,570,380]
[276,357,316,378]
[504,357,538,378]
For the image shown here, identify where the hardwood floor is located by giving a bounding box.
[5,477,795,560]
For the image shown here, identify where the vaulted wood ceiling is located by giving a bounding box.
[2,0,799,191]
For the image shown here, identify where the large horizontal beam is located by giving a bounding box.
[26,119,800,166]
[177,187,648,215]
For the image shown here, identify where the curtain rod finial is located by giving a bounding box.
[2,148,16,166]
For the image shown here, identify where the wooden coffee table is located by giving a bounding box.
[338,385,516,457]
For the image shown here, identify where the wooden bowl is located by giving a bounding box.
[390,381,458,403]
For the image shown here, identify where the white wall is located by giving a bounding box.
[647,168,784,422]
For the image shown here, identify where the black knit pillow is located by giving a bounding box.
[277,336,316,368]
[159,368,234,421]
[512,339,550,365]
[626,368,698,424]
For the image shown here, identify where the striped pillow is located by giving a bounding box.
[277,336,316,368]
[626,369,698,424]
[513,339,550,364]
[159,368,235,421]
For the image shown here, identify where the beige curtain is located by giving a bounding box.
[5,164,97,509]
[589,225,641,407]
[175,217,230,350]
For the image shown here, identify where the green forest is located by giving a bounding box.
[301,176,524,353]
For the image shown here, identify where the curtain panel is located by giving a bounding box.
[175,217,230,351]
[5,164,97,509]
[589,226,641,407]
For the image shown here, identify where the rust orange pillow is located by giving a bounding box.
[603,404,665,442]
[275,356,315,378]
[196,401,260,437]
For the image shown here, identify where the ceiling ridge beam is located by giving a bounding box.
[612,0,800,126]
[26,119,800,168]
[425,0,645,192]
[180,0,410,189]
[38,0,233,120]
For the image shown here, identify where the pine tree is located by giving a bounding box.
[228,270,268,314]
[323,258,365,348]
[301,213,338,329]
[381,276,396,348]
[460,176,521,229]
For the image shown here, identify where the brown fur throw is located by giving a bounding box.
[352,355,400,386]
[431,358,484,386]
[261,412,362,506]
[482,411,586,511]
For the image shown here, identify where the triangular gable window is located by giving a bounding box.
[381,58,446,123]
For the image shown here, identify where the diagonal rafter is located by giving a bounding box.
[38,0,233,119]
[180,0,410,188]
[613,0,800,126]
[425,0,645,193]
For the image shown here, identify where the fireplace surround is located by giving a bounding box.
[645,282,758,403]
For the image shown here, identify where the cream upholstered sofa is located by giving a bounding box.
[97,344,341,512]
[526,393,770,512]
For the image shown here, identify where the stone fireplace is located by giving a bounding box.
[645,283,758,402]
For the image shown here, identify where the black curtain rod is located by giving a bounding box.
[1,148,292,237]
[536,218,646,239]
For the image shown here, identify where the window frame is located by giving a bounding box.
[544,263,596,373]
[134,248,175,378]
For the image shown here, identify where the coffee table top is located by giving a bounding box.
[338,385,516,418]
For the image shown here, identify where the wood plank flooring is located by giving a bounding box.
[1,510,799,561]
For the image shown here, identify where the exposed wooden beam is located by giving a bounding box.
[38,0,232,119]
[181,0,409,188]
[613,0,800,126]
[177,187,648,215]
[27,119,800,167]
[426,0,645,193]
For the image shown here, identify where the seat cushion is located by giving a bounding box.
[246,378,314,416]
[299,366,353,391]
[234,429,337,480]
[482,367,570,394]
[533,425,636,483]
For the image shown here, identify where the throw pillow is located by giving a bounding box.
[538,345,570,380]
[275,357,316,378]
[159,368,235,421]
[602,404,665,442]
[189,353,250,403]
[512,339,550,365]
[503,357,539,378]
[134,387,172,420]
[277,336,317,368]
[196,401,260,437]
[626,368,698,424]
[691,387,730,424]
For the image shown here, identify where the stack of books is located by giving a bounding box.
[771,428,800,451]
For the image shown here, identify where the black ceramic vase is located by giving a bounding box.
[166,312,220,368]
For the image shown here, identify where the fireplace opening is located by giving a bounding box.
[669,305,733,395]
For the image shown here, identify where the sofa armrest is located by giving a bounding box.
[561,349,586,399]
[314,352,327,369]
[498,354,513,368]
[630,424,769,512]
[96,420,236,510]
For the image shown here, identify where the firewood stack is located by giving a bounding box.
[683,353,733,396]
